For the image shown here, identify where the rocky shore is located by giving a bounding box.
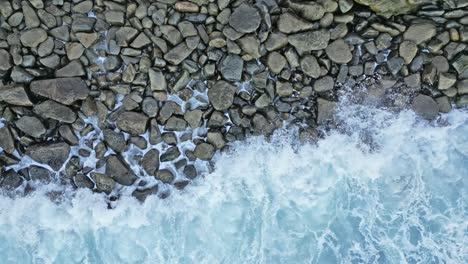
[0,0,467,201]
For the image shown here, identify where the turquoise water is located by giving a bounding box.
[0,105,467,263]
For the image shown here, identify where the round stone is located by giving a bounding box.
[229,3,261,33]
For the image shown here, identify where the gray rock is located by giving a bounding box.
[229,3,261,33]
[103,56,122,71]
[0,171,23,190]
[11,67,33,84]
[65,43,85,60]
[91,173,116,194]
[431,56,449,73]
[278,13,314,34]
[435,96,452,113]
[386,57,404,76]
[132,186,158,202]
[194,142,215,160]
[184,109,203,128]
[149,69,167,91]
[300,55,321,78]
[56,60,85,77]
[29,166,53,183]
[20,28,47,47]
[142,97,159,118]
[403,23,436,44]
[317,98,336,125]
[326,39,352,64]
[115,27,139,47]
[50,25,70,42]
[76,33,98,48]
[219,54,243,82]
[165,116,187,131]
[276,82,294,97]
[106,155,138,186]
[142,149,159,176]
[164,42,195,65]
[184,165,197,179]
[253,114,275,135]
[30,78,89,105]
[22,2,40,28]
[59,125,79,145]
[399,40,418,64]
[0,85,33,106]
[208,81,238,111]
[26,142,70,170]
[287,1,325,21]
[0,127,15,154]
[130,32,151,49]
[207,132,226,149]
[238,35,261,59]
[0,49,12,71]
[411,94,439,120]
[288,30,330,52]
[103,129,126,153]
[15,116,46,138]
[160,146,181,162]
[105,11,124,25]
[458,79,468,95]
[156,169,175,183]
[314,76,334,92]
[339,0,354,12]
[456,95,468,108]
[264,32,288,51]
[438,73,457,90]
[116,112,149,135]
[452,55,468,78]
[33,100,77,123]
[267,52,287,74]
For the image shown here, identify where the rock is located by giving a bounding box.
[0,171,23,190]
[59,125,79,145]
[194,142,215,160]
[278,13,314,34]
[265,32,288,51]
[184,109,203,128]
[238,35,261,59]
[149,69,167,91]
[314,76,334,92]
[160,146,181,162]
[29,166,53,183]
[56,60,85,77]
[90,173,116,194]
[142,149,159,176]
[267,52,287,74]
[103,129,126,153]
[22,2,40,28]
[20,28,47,47]
[431,56,449,73]
[132,186,158,202]
[355,0,420,16]
[317,98,336,125]
[253,114,275,135]
[0,85,33,106]
[300,55,321,78]
[219,54,243,82]
[229,3,261,33]
[15,116,46,138]
[156,169,175,183]
[175,1,199,13]
[116,112,149,135]
[452,55,468,78]
[115,27,139,47]
[399,40,418,64]
[435,96,452,113]
[65,43,85,60]
[287,1,325,21]
[0,49,12,71]
[105,11,124,25]
[386,57,404,76]
[11,67,33,84]
[30,78,89,105]
[184,165,197,179]
[142,97,159,118]
[33,100,77,123]
[458,80,468,95]
[106,155,138,186]
[438,73,457,90]
[339,0,354,13]
[456,95,468,108]
[276,82,294,97]
[164,42,195,65]
[207,132,226,149]
[411,94,439,120]
[0,127,15,154]
[288,30,330,52]
[165,117,187,131]
[74,174,94,189]
[50,25,70,41]
[403,23,437,45]
[325,39,352,64]
[103,56,122,71]
[208,81,238,111]
[26,142,70,171]
[130,33,151,49]
[76,33,98,48]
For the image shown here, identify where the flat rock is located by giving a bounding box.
[267,52,287,74]
[20,28,48,47]
[208,81,238,111]
[219,54,243,82]
[164,42,195,65]
[0,49,12,71]
[0,127,15,154]
[149,69,167,91]
[106,155,138,186]
[33,100,77,123]
[142,149,159,176]
[26,142,70,171]
[91,173,116,194]
[314,76,335,92]
[116,112,149,135]
[278,13,314,34]
[229,3,261,33]
[288,30,330,52]
[403,23,436,44]
[194,142,215,161]
[287,1,325,21]
[0,85,33,106]
[326,39,352,64]
[438,73,456,90]
[301,55,321,78]
[411,94,439,120]
[399,40,418,64]
[30,78,89,105]
[15,116,46,138]
[76,33,98,48]
[55,60,85,77]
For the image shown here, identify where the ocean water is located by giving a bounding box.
[0,104,467,264]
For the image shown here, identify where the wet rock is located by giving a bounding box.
[431,56,449,73]
[287,1,325,21]
[317,98,336,125]
[265,32,288,51]
[0,49,12,72]
[59,125,79,146]
[219,54,243,82]
[435,96,452,113]
[29,166,53,183]
[288,30,330,52]
[267,52,287,74]
[103,129,126,153]
[26,142,70,171]
[175,1,200,13]
[314,76,334,92]
[458,80,468,95]
[55,60,85,77]
[238,35,261,59]
[184,109,203,128]
[386,57,404,76]
[164,42,197,65]
[106,155,138,186]
[91,173,116,194]
[76,33,98,48]
[326,39,352,64]
[438,73,456,90]
[165,117,187,131]
[116,112,149,135]
[411,94,439,120]
[142,149,159,176]
[65,43,85,61]
[229,3,261,33]
[22,2,40,28]
[452,55,468,78]
[403,23,436,44]
[278,13,314,34]
[149,69,167,91]
[208,81,238,111]
[132,186,158,202]
[30,78,89,105]
[156,169,175,183]
[207,132,226,149]
[160,146,181,162]
[142,97,159,118]
[33,100,77,123]
[301,55,321,78]
[276,82,294,97]
[194,142,215,161]
[183,165,197,179]
[253,114,275,135]
[399,40,418,64]
[11,67,34,84]
[0,170,23,190]
[20,28,47,47]
[15,116,46,138]
[0,127,15,154]
[355,0,420,16]
[105,11,124,25]
[0,85,33,106]
[130,33,151,49]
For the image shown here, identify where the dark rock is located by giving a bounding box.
[183,165,197,179]
[26,142,70,171]
[29,166,53,183]
[0,85,33,106]
[142,149,159,176]
[0,127,15,154]
[219,54,243,82]
[411,94,439,120]
[106,155,138,186]
[132,186,158,202]
[116,112,149,135]
[229,3,261,33]
[103,129,126,153]
[0,170,23,190]
[30,78,89,105]
[160,146,181,162]
[33,100,77,123]
[208,81,238,111]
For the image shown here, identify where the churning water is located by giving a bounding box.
[0,104,467,264]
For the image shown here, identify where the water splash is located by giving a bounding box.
[0,105,467,263]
